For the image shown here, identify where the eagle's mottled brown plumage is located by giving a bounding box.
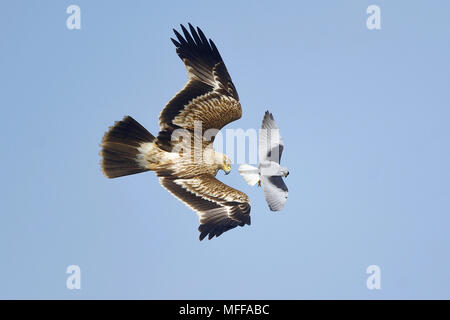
[100,24,250,241]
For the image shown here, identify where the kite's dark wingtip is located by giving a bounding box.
[264,110,274,119]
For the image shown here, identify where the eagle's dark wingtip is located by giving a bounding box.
[180,24,188,33]
[173,28,187,46]
[188,24,201,44]
[196,26,208,44]
[170,37,180,47]
[180,24,189,37]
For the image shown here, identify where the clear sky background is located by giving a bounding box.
[1,1,449,299]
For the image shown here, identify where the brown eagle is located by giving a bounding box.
[100,24,250,240]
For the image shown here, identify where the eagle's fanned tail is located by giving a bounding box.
[100,116,156,178]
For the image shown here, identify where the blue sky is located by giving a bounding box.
[1,0,449,299]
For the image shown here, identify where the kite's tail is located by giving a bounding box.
[100,116,157,178]
[238,164,260,186]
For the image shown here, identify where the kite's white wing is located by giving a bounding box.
[261,175,288,211]
[259,111,284,165]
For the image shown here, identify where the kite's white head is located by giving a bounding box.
[280,167,290,178]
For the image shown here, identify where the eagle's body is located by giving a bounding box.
[100,24,251,240]
[136,139,221,177]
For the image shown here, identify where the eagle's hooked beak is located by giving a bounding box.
[224,165,231,175]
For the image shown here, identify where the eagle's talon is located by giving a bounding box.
[257,180,261,187]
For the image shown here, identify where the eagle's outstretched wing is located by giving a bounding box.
[157,24,242,150]
[259,111,284,165]
[159,174,251,240]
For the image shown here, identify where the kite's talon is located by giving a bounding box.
[257,180,261,187]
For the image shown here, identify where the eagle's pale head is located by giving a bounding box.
[215,152,231,175]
